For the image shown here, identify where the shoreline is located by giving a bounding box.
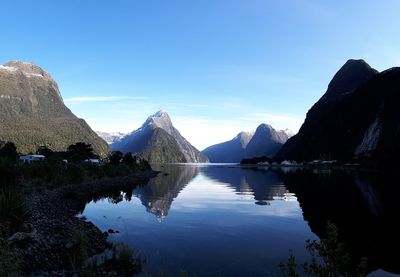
[15,170,159,274]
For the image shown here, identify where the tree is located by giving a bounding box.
[122,152,135,165]
[67,142,96,162]
[36,146,54,157]
[0,142,18,162]
[109,151,123,165]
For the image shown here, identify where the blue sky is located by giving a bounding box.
[1,0,400,149]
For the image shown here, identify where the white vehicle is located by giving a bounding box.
[19,155,45,163]
[84,159,101,165]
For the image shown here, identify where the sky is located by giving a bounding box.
[1,0,400,150]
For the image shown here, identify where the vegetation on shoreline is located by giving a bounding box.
[0,141,152,275]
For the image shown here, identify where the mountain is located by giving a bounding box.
[96,131,125,144]
[202,131,254,163]
[276,59,400,166]
[111,110,209,163]
[245,124,290,159]
[0,61,109,156]
[202,125,291,163]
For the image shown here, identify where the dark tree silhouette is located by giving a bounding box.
[67,142,96,162]
[0,142,18,162]
[36,146,54,157]
[122,152,135,164]
[109,151,123,165]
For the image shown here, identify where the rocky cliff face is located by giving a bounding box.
[112,110,209,163]
[276,59,400,166]
[0,61,109,156]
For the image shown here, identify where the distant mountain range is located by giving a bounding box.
[202,124,292,163]
[276,59,400,167]
[110,110,209,163]
[96,131,125,144]
[0,61,109,156]
[3,58,397,167]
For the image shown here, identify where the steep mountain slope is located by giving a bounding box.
[202,131,254,163]
[112,111,209,163]
[276,59,400,166]
[245,124,289,159]
[0,61,109,156]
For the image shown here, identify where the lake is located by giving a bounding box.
[80,164,400,276]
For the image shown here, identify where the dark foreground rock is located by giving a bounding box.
[16,171,158,275]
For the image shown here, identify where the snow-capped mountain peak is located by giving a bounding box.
[142,110,174,134]
[96,131,125,145]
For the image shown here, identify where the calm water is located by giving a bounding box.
[80,164,400,276]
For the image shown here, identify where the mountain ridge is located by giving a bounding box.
[0,60,109,156]
[202,124,291,163]
[275,59,400,166]
[112,110,209,163]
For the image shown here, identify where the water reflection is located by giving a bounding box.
[279,169,400,275]
[80,165,400,276]
[134,165,199,220]
[200,166,294,205]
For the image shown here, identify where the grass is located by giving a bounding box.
[111,242,143,274]
[69,229,89,271]
[0,161,30,235]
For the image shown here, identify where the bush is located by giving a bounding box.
[280,222,368,277]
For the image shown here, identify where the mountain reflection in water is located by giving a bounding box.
[80,164,400,276]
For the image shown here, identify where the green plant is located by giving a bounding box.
[281,222,368,277]
[0,187,30,230]
[112,242,142,275]
[69,229,89,271]
[67,142,97,163]
[279,250,299,277]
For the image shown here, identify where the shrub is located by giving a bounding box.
[280,222,368,277]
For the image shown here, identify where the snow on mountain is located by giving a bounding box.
[96,131,125,145]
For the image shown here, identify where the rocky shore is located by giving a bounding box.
[10,171,158,275]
